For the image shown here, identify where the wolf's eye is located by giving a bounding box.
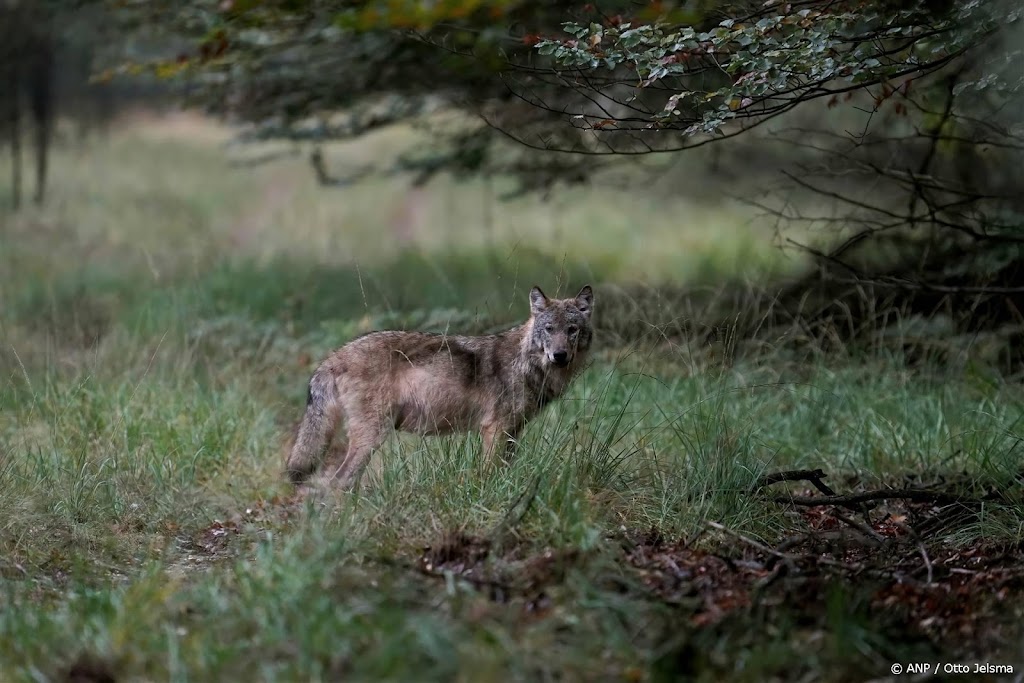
[567,326,578,335]
[545,325,554,333]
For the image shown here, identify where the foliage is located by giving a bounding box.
[82,1,1024,307]
[534,1,1011,138]
[104,1,1017,151]
[524,0,1024,305]
[98,1,610,191]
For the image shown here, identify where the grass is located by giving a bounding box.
[1,111,1022,682]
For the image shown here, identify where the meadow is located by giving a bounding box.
[0,112,1022,682]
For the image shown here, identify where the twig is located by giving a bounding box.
[830,510,885,544]
[915,504,974,537]
[756,468,875,515]
[418,562,516,602]
[754,468,838,496]
[753,561,788,592]
[774,533,813,554]
[772,489,968,507]
[376,554,515,595]
[706,521,797,572]
[892,519,935,585]
[919,543,934,585]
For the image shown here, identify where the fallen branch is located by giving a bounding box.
[753,468,837,496]
[772,489,967,507]
[755,468,871,513]
[755,468,992,509]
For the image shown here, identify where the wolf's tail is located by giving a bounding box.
[286,368,340,484]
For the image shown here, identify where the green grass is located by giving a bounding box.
[0,113,1022,682]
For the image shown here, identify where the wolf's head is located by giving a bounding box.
[528,285,595,368]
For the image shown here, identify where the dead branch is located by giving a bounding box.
[772,489,968,507]
[753,468,837,496]
[754,467,1001,510]
[830,510,885,545]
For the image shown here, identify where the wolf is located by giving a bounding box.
[285,285,595,490]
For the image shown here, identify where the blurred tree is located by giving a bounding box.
[106,2,1012,181]
[108,0,1024,338]
[1,1,129,210]
[1,1,55,208]
[105,0,660,195]
[525,0,1024,307]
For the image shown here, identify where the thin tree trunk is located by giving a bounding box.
[9,75,22,210]
[29,27,53,206]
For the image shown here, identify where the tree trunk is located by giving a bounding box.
[8,75,21,210]
[29,27,53,206]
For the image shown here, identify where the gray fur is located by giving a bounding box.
[285,285,595,491]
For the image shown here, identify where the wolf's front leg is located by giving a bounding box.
[481,421,519,467]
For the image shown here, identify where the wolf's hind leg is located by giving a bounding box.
[285,370,341,484]
[317,414,389,491]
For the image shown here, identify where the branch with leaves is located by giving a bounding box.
[529,1,1008,141]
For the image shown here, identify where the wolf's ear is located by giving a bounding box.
[529,286,550,315]
[575,285,594,316]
